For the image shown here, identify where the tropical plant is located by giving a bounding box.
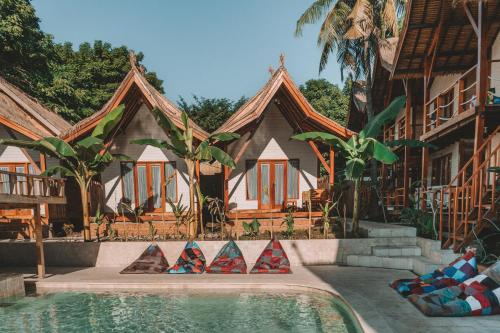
[243,218,261,238]
[0,105,126,241]
[281,205,295,238]
[62,223,74,238]
[131,109,239,238]
[206,196,227,239]
[92,203,107,241]
[319,201,336,238]
[167,195,190,238]
[292,96,433,235]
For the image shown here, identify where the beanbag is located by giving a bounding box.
[250,238,291,274]
[390,251,477,297]
[120,244,169,274]
[408,267,500,317]
[167,241,206,274]
[206,240,247,274]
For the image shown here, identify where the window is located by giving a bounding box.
[120,161,178,210]
[0,163,34,195]
[431,154,452,186]
[246,160,257,200]
[287,159,299,199]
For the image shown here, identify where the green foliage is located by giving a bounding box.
[167,194,189,237]
[281,207,295,238]
[0,1,164,123]
[319,201,336,238]
[178,95,247,133]
[299,79,349,125]
[92,203,106,241]
[400,207,435,239]
[243,218,260,238]
[206,196,227,239]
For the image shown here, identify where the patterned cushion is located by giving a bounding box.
[482,261,500,284]
[390,251,477,297]
[167,241,206,274]
[206,240,247,274]
[250,238,291,274]
[409,274,500,317]
[120,244,169,274]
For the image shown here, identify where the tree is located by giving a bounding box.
[132,109,240,238]
[0,0,54,97]
[178,95,247,133]
[299,79,349,125]
[42,41,164,123]
[293,96,411,235]
[0,105,126,241]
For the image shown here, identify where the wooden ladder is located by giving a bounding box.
[438,125,500,251]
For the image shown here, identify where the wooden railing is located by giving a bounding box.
[425,65,477,133]
[438,125,500,251]
[384,123,396,142]
[0,170,66,205]
[385,187,405,209]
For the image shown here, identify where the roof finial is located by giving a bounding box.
[268,66,275,76]
[129,51,145,74]
[279,53,285,68]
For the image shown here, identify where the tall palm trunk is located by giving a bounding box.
[352,179,360,235]
[80,182,91,241]
[186,160,197,238]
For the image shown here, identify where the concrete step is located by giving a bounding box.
[346,254,442,275]
[372,245,421,257]
[357,220,416,238]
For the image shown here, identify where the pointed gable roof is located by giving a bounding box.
[0,76,71,139]
[214,65,353,139]
[61,67,209,141]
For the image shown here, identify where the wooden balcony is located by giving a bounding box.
[0,170,66,207]
[422,66,477,141]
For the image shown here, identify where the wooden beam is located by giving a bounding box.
[403,81,412,208]
[308,141,330,173]
[463,1,479,36]
[329,146,334,187]
[34,204,45,278]
[421,56,431,210]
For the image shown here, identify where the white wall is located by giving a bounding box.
[429,74,462,117]
[226,103,317,210]
[101,104,190,213]
[491,33,500,98]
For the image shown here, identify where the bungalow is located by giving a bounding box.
[0,75,71,238]
[61,62,209,236]
[214,57,353,229]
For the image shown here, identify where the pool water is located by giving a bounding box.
[0,292,362,333]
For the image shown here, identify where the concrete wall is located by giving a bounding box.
[0,237,417,268]
[101,103,190,213]
[0,273,24,297]
[226,103,317,209]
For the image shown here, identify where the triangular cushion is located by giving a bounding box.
[390,250,477,297]
[250,238,291,274]
[206,240,247,274]
[120,244,169,274]
[167,241,206,274]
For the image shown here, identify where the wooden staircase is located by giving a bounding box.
[437,125,500,251]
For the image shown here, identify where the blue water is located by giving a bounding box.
[0,292,361,333]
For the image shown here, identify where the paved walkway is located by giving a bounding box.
[2,265,499,333]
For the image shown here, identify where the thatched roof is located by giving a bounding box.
[0,76,71,139]
[61,67,208,141]
[214,65,353,139]
[346,81,367,132]
[392,0,500,79]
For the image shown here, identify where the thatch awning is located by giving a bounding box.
[392,0,500,79]
[0,76,71,139]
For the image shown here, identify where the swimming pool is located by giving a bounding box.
[0,291,362,332]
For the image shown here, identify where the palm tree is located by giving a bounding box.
[132,108,239,238]
[0,105,126,241]
[293,96,411,234]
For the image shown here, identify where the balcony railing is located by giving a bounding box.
[0,170,66,205]
[425,66,477,133]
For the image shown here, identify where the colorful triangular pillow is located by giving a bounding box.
[207,240,247,274]
[250,238,291,274]
[390,250,477,297]
[167,241,206,274]
[120,243,169,274]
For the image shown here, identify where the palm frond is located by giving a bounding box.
[295,0,336,37]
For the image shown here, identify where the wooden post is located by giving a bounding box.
[329,146,334,189]
[34,204,45,278]
[403,81,412,207]
[421,56,431,210]
[474,0,488,159]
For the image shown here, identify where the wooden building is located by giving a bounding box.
[349,0,500,250]
[0,76,71,238]
[215,59,353,230]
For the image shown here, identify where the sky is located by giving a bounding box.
[32,0,344,103]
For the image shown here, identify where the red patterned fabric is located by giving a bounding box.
[206,240,247,274]
[120,244,169,274]
[250,238,291,274]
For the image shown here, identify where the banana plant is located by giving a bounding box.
[0,105,126,241]
[131,108,239,238]
[292,96,430,235]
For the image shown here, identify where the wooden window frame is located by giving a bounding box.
[120,161,178,213]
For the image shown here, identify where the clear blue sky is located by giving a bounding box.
[32,0,344,102]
